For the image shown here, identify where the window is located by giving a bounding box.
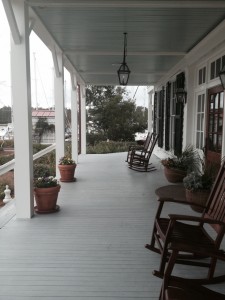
[210,55,225,80]
[196,94,205,149]
[198,66,206,85]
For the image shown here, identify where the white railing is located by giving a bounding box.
[0,143,56,176]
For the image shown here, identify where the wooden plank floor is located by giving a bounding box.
[0,152,224,299]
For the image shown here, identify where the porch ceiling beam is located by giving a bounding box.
[27,0,225,9]
[70,73,77,91]
[28,18,35,36]
[2,0,21,44]
[91,81,156,86]
[52,47,61,78]
[79,71,166,75]
[65,51,186,56]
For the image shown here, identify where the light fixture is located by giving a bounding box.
[175,88,187,104]
[175,72,187,104]
[117,33,131,86]
[219,65,225,90]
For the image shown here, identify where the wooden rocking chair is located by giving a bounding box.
[161,276,225,300]
[145,159,225,283]
[126,132,152,163]
[128,133,158,172]
[159,244,225,300]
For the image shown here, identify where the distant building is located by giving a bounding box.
[32,109,55,127]
[32,109,55,144]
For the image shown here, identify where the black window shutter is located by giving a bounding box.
[158,88,164,148]
[176,72,185,90]
[174,72,185,156]
[174,102,184,156]
[153,92,157,135]
[165,82,171,151]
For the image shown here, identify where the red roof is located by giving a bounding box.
[32,110,55,118]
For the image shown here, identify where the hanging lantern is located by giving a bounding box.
[117,33,131,86]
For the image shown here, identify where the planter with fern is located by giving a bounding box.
[161,145,200,183]
[183,164,216,213]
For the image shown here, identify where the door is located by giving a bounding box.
[205,86,224,166]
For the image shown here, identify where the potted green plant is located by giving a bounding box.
[34,176,60,214]
[183,163,216,212]
[161,145,200,183]
[58,156,77,182]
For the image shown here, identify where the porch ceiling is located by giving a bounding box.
[27,0,225,86]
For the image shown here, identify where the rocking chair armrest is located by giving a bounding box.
[168,242,225,261]
[158,197,191,206]
[168,214,225,226]
[159,197,206,209]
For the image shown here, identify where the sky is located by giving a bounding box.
[0,2,148,109]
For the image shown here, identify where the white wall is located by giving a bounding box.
[153,19,225,158]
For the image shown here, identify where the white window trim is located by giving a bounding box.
[208,52,225,85]
[194,91,206,150]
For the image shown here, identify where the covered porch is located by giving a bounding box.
[0,152,225,298]
[2,0,225,219]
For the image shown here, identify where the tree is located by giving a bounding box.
[0,106,12,124]
[86,86,147,143]
[34,117,55,143]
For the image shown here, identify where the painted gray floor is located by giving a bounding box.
[0,152,224,299]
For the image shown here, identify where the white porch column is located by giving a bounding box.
[80,84,86,154]
[53,52,65,178]
[70,74,78,163]
[9,0,33,218]
[148,90,153,133]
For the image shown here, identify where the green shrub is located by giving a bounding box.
[87,141,134,154]
[0,154,14,165]
[2,140,14,148]
[33,164,51,179]
[87,132,107,146]
[33,143,49,154]
[65,141,72,157]
[34,150,56,176]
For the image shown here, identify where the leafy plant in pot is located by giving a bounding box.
[183,162,216,213]
[161,145,200,183]
[33,175,60,214]
[58,156,77,182]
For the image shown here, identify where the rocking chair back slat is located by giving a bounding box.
[146,133,159,160]
[143,132,152,151]
[125,132,152,163]
[205,162,225,231]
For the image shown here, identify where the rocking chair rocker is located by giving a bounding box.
[159,243,225,299]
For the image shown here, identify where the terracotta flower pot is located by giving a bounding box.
[164,167,186,183]
[34,185,60,214]
[185,189,210,213]
[58,164,76,182]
